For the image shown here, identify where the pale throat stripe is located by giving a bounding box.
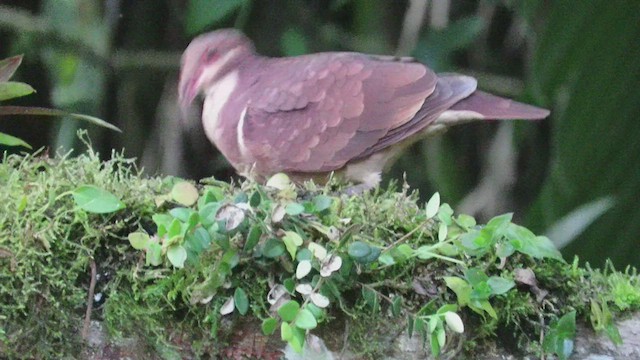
[202,71,239,143]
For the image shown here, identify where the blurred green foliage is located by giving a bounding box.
[0,0,639,267]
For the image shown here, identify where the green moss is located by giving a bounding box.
[1,149,639,359]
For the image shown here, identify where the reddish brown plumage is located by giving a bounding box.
[179,29,550,187]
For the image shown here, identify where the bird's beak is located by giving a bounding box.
[178,75,197,116]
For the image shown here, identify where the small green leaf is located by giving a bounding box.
[438,203,454,225]
[278,300,300,322]
[296,248,313,261]
[266,173,292,190]
[288,325,306,353]
[487,276,515,295]
[262,238,285,258]
[313,195,333,212]
[428,315,439,333]
[201,186,224,204]
[413,316,426,336]
[444,276,471,306]
[378,252,395,265]
[171,181,199,206]
[295,309,317,329]
[407,316,415,338]
[128,232,150,250]
[222,249,239,268]
[471,282,493,301]
[415,245,434,260]
[456,214,476,228]
[280,321,293,341]
[169,207,195,222]
[234,191,248,204]
[282,231,303,260]
[306,303,326,321]
[391,296,403,317]
[485,213,513,232]
[426,192,440,219]
[436,326,446,348]
[430,329,441,358]
[436,304,458,314]
[167,218,183,238]
[465,268,489,286]
[361,246,381,263]
[72,185,125,214]
[146,242,163,266]
[234,287,249,315]
[362,287,379,312]
[438,223,448,241]
[396,244,414,259]
[478,300,498,319]
[244,225,262,252]
[167,245,187,268]
[0,81,35,101]
[348,241,371,259]
[249,191,261,207]
[285,202,305,215]
[261,317,278,335]
[0,132,31,149]
[199,202,222,227]
[283,278,296,294]
[543,311,576,360]
[184,227,211,257]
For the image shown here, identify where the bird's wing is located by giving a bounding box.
[241,54,469,173]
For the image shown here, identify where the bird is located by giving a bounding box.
[179,29,549,191]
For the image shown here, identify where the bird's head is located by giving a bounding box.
[179,29,254,111]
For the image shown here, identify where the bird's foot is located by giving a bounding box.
[341,184,373,196]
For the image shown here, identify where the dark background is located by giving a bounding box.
[1,0,639,267]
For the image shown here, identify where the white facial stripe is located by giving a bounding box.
[195,47,241,91]
[202,71,239,143]
[436,110,485,125]
[237,107,248,158]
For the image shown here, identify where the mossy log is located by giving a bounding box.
[1,150,639,359]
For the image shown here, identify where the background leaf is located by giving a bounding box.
[0,132,31,149]
[0,55,22,82]
[185,0,246,35]
[0,82,35,101]
[526,1,640,266]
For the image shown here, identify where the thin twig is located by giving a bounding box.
[82,259,97,340]
[383,218,431,252]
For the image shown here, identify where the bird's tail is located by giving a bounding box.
[447,90,550,120]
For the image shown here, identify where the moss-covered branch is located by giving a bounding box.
[0,148,639,359]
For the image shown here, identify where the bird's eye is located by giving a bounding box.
[205,48,219,62]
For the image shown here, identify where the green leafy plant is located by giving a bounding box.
[0,55,120,149]
[4,149,637,358]
[121,175,578,357]
[543,311,576,360]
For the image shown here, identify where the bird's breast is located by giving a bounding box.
[202,70,251,171]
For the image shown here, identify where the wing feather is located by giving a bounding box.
[241,53,440,174]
